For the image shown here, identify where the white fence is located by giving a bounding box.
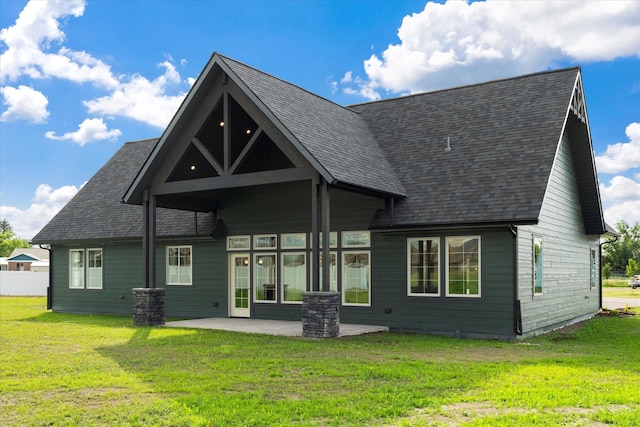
[0,271,49,296]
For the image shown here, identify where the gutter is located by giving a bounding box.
[509,225,523,336]
[39,244,52,310]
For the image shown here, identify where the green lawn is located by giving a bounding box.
[603,286,640,299]
[1,297,639,426]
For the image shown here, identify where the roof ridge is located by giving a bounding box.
[348,66,581,108]
[215,52,361,114]
[124,137,160,145]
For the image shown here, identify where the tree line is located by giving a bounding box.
[602,221,640,278]
[0,219,30,257]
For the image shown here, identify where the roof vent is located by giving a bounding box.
[445,136,451,152]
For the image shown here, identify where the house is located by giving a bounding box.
[7,248,50,272]
[32,53,606,339]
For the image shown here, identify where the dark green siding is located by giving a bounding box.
[339,229,515,338]
[51,243,141,315]
[50,181,516,338]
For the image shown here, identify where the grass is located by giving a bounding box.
[603,286,640,299]
[1,297,639,426]
[604,277,636,288]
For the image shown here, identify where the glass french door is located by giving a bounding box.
[229,253,250,317]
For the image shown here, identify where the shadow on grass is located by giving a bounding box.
[26,310,134,328]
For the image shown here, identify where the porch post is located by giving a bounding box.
[311,177,320,292]
[320,179,331,292]
[303,176,340,338]
[134,189,165,326]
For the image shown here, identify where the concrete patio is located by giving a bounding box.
[164,317,389,337]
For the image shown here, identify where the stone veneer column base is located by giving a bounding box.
[132,288,165,326]
[302,291,340,338]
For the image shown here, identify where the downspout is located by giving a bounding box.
[509,225,522,336]
[39,244,52,310]
[599,236,618,309]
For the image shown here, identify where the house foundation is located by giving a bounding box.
[132,288,165,326]
[302,291,340,338]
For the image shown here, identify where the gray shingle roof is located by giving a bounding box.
[351,68,581,227]
[32,139,216,244]
[33,56,604,244]
[221,55,406,197]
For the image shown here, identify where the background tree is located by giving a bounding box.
[602,263,612,284]
[0,219,30,257]
[626,259,639,278]
[602,221,640,275]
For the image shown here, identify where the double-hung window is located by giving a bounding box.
[167,246,192,285]
[342,231,371,306]
[69,248,103,289]
[408,238,440,296]
[445,236,480,297]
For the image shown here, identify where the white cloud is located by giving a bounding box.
[0,85,48,123]
[600,175,640,202]
[0,0,118,89]
[45,118,121,146]
[604,200,640,226]
[344,0,640,97]
[83,61,187,129]
[0,183,80,240]
[600,171,640,226]
[595,122,640,174]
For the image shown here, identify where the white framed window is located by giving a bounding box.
[227,235,250,251]
[255,253,277,303]
[319,251,338,292]
[69,249,85,289]
[533,236,543,295]
[407,238,440,296]
[167,246,192,286]
[342,251,371,306]
[254,234,277,250]
[342,231,370,248]
[69,248,103,289]
[281,233,306,250]
[310,231,338,249]
[281,252,306,303]
[86,249,103,289]
[590,248,597,289]
[445,236,480,298]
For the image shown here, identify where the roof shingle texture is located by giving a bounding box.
[32,139,216,244]
[222,56,406,197]
[33,61,583,243]
[350,68,579,227]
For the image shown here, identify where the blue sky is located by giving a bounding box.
[1,0,639,239]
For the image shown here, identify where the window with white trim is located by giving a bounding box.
[342,231,370,248]
[281,252,306,303]
[254,234,277,250]
[533,236,543,295]
[227,235,250,250]
[407,238,440,296]
[590,248,597,289]
[320,251,338,292]
[255,253,277,302]
[69,249,84,289]
[69,248,103,289]
[446,236,480,297]
[167,246,192,285]
[86,249,103,289]
[342,251,370,306]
